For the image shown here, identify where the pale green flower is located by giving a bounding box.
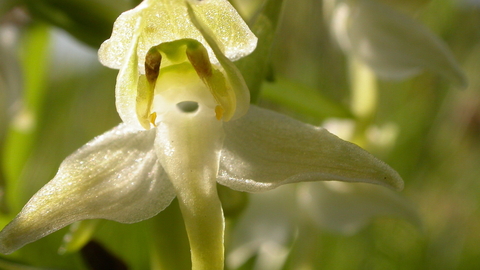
[0,0,403,269]
[326,0,467,87]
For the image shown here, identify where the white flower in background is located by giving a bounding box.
[0,0,403,269]
[227,186,297,270]
[298,181,420,235]
[326,0,467,87]
[227,180,419,270]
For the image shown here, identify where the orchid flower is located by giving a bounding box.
[0,0,403,269]
[326,0,467,87]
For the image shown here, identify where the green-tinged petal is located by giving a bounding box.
[187,3,251,120]
[112,16,145,129]
[136,75,155,129]
[97,1,146,69]
[218,106,403,192]
[154,98,225,270]
[187,0,257,61]
[332,0,466,87]
[298,182,421,235]
[98,0,257,70]
[0,124,175,254]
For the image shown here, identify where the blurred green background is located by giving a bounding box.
[1,0,480,269]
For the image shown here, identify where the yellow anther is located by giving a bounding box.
[215,106,224,121]
[149,112,157,127]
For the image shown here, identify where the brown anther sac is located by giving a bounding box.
[186,45,213,79]
[145,48,162,84]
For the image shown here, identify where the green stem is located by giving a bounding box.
[349,57,378,147]
[176,181,224,270]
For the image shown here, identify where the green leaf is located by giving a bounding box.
[24,0,133,48]
[259,77,352,121]
[234,0,285,102]
[148,200,191,270]
[93,203,191,270]
[2,226,87,269]
[2,23,50,211]
[217,184,248,218]
[93,220,152,270]
[0,0,15,18]
[58,220,100,254]
[0,256,59,270]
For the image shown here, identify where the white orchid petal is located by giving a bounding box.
[154,100,226,269]
[113,16,144,129]
[187,0,257,62]
[97,2,147,69]
[298,182,420,235]
[0,123,175,254]
[333,0,466,86]
[186,3,251,120]
[218,106,403,193]
[98,0,257,70]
